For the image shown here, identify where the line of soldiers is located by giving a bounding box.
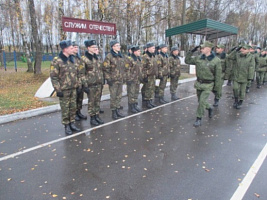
[50,40,182,135]
[185,41,267,127]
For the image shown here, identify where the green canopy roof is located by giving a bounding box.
[166,18,238,40]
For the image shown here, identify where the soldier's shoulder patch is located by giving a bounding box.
[125,63,129,68]
[54,57,58,59]
[157,60,161,64]
[79,65,84,70]
[103,62,108,67]
[50,65,54,70]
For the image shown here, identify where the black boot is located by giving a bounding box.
[193,117,202,127]
[171,93,179,100]
[129,104,138,113]
[208,107,213,118]
[70,122,81,132]
[159,96,169,104]
[236,100,243,109]
[146,100,153,109]
[116,109,125,118]
[75,113,80,121]
[77,110,87,120]
[227,80,232,86]
[112,110,119,120]
[213,98,219,107]
[95,114,104,124]
[90,115,99,126]
[134,103,142,112]
[65,124,73,135]
[99,108,104,113]
[154,92,159,98]
[149,100,157,107]
[246,87,250,93]
[233,98,238,109]
[257,84,261,89]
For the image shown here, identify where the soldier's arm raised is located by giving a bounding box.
[185,51,196,65]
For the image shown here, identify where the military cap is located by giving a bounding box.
[242,44,252,50]
[127,45,133,50]
[146,42,155,48]
[60,40,72,49]
[200,41,214,48]
[72,41,78,47]
[216,44,225,49]
[171,46,179,52]
[159,44,167,49]
[84,39,97,47]
[110,40,119,48]
[256,46,261,50]
[131,46,140,52]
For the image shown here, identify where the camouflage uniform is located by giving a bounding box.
[50,52,79,125]
[214,52,227,100]
[246,51,259,91]
[169,53,181,96]
[157,52,170,101]
[227,46,255,108]
[257,53,267,86]
[82,51,103,116]
[141,51,158,101]
[102,50,125,110]
[185,51,222,119]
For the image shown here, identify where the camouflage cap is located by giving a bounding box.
[84,39,97,47]
[110,40,119,47]
[242,44,252,50]
[216,44,225,49]
[200,41,214,48]
[60,40,72,49]
[159,44,167,49]
[146,42,155,48]
[171,46,179,52]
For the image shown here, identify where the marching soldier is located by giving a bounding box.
[82,40,104,126]
[246,46,259,93]
[125,45,143,113]
[50,40,81,135]
[157,43,170,104]
[227,44,255,109]
[185,41,222,127]
[72,41,88,121]
[213,44,227,107]
[256,48,267,88]
[102,40,126,120]
[141,42,158,108]
[169,46,181,100]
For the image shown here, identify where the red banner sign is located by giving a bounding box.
[62,16,116,35]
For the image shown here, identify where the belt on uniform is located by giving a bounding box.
[197,78,214,84]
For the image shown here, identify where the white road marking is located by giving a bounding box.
[0,94,196,162]
[230,143,267,200]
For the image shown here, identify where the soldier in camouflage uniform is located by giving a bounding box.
[169,46,181,100]
[213,44,227,107]
[125,46,143,113]
[50,40,81,135]
[141,42,158,109]
[157,44,170,104]
[246,46,259,93]
[227,44,255,109]
[185,41,222,127]
[256,48,267,88]
[102,40,126,120]
[95,47,104,114]
[82,40,104,126]
[72,41,88,121]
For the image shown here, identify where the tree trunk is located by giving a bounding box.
[181,0,186,51]
[167,0,172,48]
[28,0,42,74]
[14,0,33,73]
[126,0,132,44]
[58,0,66,40]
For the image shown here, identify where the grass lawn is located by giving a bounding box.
[0,61,195,116]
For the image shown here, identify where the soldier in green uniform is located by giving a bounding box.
[185,41,222,127]
[125,46,143,113]
[82,40,104,126]
[227,44,255,109]
[141,42,158,108]
[169,46,181,100]
[102,40,126,120]
[256,48,267,88]
[213,44,227,107]
[50,40,81,135]
[95,46,104,114]
[157,44,170,104]
[72,41,88,121]
[246,46,259,93]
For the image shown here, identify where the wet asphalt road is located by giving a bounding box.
[0,81,266,200]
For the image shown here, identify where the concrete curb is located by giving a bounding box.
[0,77,196,125]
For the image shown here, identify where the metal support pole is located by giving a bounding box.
[14,50,17,72]
[102,35,106,60]
[3,50,7,71]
